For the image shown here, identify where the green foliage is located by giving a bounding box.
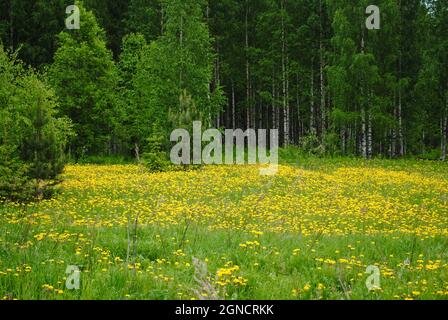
[83,0,130,57]
[418,148,442,161]
[76,155,131,165]
[15,73,73,180]
[0,145,33,202]
[299,133,326,157]
[125,0,161,43]
[0,45,72,201]
[142,133,170,173]
[133,0,225,144]
[0,0,74,66]
[322,132,341,156]
[2,0,448,166]
[117,33,150,154]
[48,2,120,157]
[169,90,203,130]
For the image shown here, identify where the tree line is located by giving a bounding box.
[0,0,447,198]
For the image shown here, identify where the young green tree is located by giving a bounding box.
[117,33,148,160]
[48,2,120,158]
[0,45,72,201]
[134,0,225,148]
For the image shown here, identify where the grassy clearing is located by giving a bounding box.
[1,158,448,300]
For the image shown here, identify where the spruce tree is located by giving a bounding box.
[0,45,72,200]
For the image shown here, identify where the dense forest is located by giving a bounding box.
[2,1,448,302]
[0,0,447,196]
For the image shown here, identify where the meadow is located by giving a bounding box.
[1,158,448,300]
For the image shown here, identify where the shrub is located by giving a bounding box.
[142,134,171,173]
[300,133,326,157]
[418,148,442,161]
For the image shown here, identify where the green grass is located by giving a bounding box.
[1,157,447,300]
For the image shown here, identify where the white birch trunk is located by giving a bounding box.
[398,86,404,157]
[232,80,236,129]
[281,1,289,145]
[245,2,250,129]
[367,111,373,158]
[296,72,301,143]
[361,107,367,159]
[442,90,447,161]
[310,63,315,135]
[319,0,326,137]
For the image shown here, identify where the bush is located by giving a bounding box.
[322,132,341,156]
[418,148,441,161]
[299,133,326,157]
[142,134,171,173]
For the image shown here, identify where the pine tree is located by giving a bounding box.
[0,45,72,200]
